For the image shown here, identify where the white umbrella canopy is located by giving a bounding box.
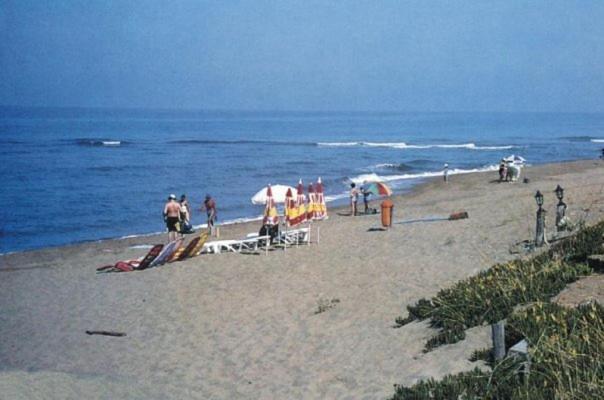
[251,184,296,205]
[503,154,526,165]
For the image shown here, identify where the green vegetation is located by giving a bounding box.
[395,221,604,351]
[391,221,604,399]
[392,302,604,399]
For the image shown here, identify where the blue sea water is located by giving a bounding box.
[1,107,603,253]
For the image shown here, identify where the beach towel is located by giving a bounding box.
[149,239,183,268]
[168,245,186,263]
[96,244,163,273]
[188,231,209,258]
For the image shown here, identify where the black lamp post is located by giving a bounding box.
[534,190,546,247]
[535,190,544,209]
[554,185,567,232]
[555,185,564,201]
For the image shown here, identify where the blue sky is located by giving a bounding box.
[1,1,603,112]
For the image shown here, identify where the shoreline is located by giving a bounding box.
[0,157,597,260]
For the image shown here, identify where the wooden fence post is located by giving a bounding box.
[492,320,506,361]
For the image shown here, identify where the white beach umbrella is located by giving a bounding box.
[251,184,296,205]
[503,154,526,165]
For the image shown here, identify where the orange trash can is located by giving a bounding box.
[381,199,394,228]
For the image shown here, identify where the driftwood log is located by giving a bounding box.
[85,330,126,337]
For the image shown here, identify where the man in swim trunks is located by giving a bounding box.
[202,194,217,236]
[163,194,181,241]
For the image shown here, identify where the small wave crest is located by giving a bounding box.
[168,139,314,147]
[560,136,596,142]
[370,162,415,172]
[75,139,125,147]
[318,141,515,150]
[591,139,604,143]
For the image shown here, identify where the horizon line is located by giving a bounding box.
[1,104,603,115]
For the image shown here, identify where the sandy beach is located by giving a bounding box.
[1,159,603,399]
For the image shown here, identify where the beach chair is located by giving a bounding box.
[233,235,271,253]
[201,239,241,254]
[279,227,310,245]
[96,244,164,273]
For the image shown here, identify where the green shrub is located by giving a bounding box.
[392,302,604,399]
[395,222,604,351]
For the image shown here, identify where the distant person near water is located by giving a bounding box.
[163,194,181,241]
[361,182,372,214]
[202,194,217,236]
[180,194,193,233]
[350,183,360,216]
[443,163,449,183]
[499,159,508,182]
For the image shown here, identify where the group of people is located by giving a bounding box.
[349,182,394,228]
[163,194,217,241]
[349,183,374,216]
[498,159,520,182]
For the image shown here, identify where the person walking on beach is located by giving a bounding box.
[163,194,181,242]
[350,183,360,216]
[202,194,217,236]
[180,194,192,233]
[443,163,449,183]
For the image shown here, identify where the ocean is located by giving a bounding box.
[1,107,603,253]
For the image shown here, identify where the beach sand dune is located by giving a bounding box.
[1,160,603,399]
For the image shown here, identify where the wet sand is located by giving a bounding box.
[1,159,603,399]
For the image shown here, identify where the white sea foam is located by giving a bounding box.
[591,139,604,143]
[192,215,263,230]
[371,163,401,169]
[129,244,154,249]
[348,165,499,185]
[102,141,121,146]
[318,141,514,150]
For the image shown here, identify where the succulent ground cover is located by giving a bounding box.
[395,221,604,351]
[391,221,604,399]
[392,302,604,399]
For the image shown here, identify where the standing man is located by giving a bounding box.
[202,194,217,236]
[361,182,372,214]
[163,194,181,242]
[443,163,449,183]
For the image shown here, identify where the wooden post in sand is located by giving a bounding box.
[492,320,506,361]
[534,191,546,247]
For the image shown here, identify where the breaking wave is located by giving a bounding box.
[369,162,415,172]
[591,139,604,143]
[348,165,499,185]
[317,141,515,150]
